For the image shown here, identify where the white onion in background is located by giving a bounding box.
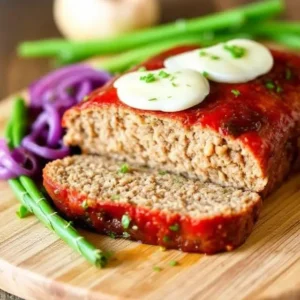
[53,0,161,41]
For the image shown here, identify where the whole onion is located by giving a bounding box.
[53,0,161,41]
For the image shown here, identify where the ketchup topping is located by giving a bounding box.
[66,46,300,171]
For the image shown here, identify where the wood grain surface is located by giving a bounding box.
[0,1,300,299]
[0,96,299,300]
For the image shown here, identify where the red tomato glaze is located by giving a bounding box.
[43,172,262,254]
[68,46,300,172]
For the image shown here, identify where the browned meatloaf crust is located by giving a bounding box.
[62,46,300,194]
[43,155,262,254]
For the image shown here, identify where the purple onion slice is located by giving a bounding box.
[22,135,70,160]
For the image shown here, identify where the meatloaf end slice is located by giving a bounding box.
[43,155,262,254]
[62,46,300,194]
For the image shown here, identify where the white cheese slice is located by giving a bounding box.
[114,68,209,112]
[164,39,274,83]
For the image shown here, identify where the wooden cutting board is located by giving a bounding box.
[0,96,299,300]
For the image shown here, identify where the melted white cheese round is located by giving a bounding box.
[164,39,274,83]
[113,68,209,112]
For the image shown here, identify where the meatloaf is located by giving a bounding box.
[43,155,262,254]
[63,46,300,194]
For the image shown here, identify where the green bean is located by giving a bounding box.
[98,32,254,73]
[6,97,109,267]
[265,33,300,49]
[16,205,31,218]
[19,0,283,63]
[11,97,27,147]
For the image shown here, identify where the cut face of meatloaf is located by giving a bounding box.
[63,46,300,194]
[43,155,262,254]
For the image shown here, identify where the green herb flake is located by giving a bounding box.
[167,96,172,99]
[81,200,89,210]
[186,84,191,87]
[138,66,147,72]
[16,205,31,219]
[224,44,246,58]
[140,73,156,83]
[231,89,241,97]
[202,71,209,78]
[123,232,130,238]
[211,55,220,60]
[108,232,116,239]
[119,163,130,174]
[265,81,275,90]
[158,170,168,175]
[169,223,180,232]
[153,266,162,272]
[172,82,178,87]
[285,68,292,80]
[121,214,131,229]
[163,235,171,243]
[158,70,170,78]
[111,194,120,200]
[199,51,207,56]
[276,85,283,94]
[169,260,178,267]
[148,98,158,102]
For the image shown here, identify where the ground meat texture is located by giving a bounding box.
[63,46,300,195]
[43,155,262,254]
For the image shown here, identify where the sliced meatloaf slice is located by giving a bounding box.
[63,46,300,194]
[43,155,262,254]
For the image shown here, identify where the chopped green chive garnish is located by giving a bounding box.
[121,214,131,229]
[211,55,220,60]
[119,163,130,174]
[140,73,156,83]
[111,194,120,200]
[169,223,180,232]
[123,232,130,238]
[172,82,178,87]
[159,170,168,175]
[153,266,162,272]
[163,235,171,242]
[231,89,241,97]
[158,70,170,78]
[81,200,89,210]
[224,44,246,58]
[169,260,178,267]
[16,205,31,219]
[276,85,283,93]
[265,81,275,90]
[186,84,191,87]
[167,96,172,99]
[148,98,158,101]
[265,80,283,93]
[108,232,116,239]
[200,51,220,60]
[202,71,209,78]
[138,66,147,72]
[285,68,292,80]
